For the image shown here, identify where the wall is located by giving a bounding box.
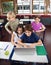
[0,15,51,25]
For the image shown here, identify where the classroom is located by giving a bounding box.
[0,0,51,65]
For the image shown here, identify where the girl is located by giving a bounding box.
[31,16,46,39]
[31,16,46,33]
[11,24,24,48]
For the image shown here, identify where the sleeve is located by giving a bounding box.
[5,22,10,32]
[40,22,43,26]
[34,33,40,42]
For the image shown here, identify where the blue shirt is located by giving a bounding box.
[20,32,40,43]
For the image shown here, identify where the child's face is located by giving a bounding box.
[7,15,15,21]
[25,30,32,37]
[35,17,40,23]
[17,28,23,34]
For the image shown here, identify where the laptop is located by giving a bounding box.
[14,47,35,55]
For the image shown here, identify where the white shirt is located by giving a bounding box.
[13,31,22,43]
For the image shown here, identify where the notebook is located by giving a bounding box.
[36,46,47,55]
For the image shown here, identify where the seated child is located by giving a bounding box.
[11,24,24,48]
[18,24,42,48]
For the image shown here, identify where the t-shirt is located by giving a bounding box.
[13,31,23,43]
[20,32,40,43]
[5,19,19,32]
[31,22,42,31]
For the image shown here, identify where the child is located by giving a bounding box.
[18,24,42,48]
[11,24,24,48]
[5,11,19,34]
[31,16,46,33]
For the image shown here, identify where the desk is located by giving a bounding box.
[12,44,48,63]
[0,41,14,59]
[0,42,48,64]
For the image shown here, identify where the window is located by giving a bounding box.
[32,0,45,14]
[47,0,51,13]
[17,0,30,14]
[2,1,14,13]
[0,0,51,15]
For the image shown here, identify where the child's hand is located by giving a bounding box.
[16,44,22,48]
[23,45,28,48]
[25,45,34,48]
[28,44,35,48]
[36,30,41,32]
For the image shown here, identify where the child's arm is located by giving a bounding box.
[28,39,42,48]
[36,24,46,32]
[41,24,46,31]
[11,33,23,48]
[17,39,28,48]
[11,33,17,46]
[5,22,12,34]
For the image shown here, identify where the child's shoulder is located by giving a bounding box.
[39,22,43,25]
[31,21,35,24]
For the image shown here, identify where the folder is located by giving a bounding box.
[36,46,47,55]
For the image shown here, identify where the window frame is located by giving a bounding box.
[0,0,51,15]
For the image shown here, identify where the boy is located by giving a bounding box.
[5,11,19,34]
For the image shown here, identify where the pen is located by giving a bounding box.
[4,45,9,51]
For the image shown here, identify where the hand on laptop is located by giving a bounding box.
[27,44,35,48]
[23,45,28,48]
[16,44,22,48]
[23,45,34,48]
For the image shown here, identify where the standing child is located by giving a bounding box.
[31,16,46,33]
[11,24,24,48]
[18,24,42,48]
[31,16,46,40]
[5,11,19,34]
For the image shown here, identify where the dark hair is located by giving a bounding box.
[34,15,41,19]
[24,24,33,32]
[15,24,24,33]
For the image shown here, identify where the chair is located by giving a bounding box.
[36,29,46,43]
[42,29,46,42]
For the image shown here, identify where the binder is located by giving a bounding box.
[36,46,47,55]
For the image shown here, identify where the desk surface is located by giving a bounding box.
[0,41,13,59]
[0,41,48,63]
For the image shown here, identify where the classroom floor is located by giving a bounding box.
[0,25,51,65]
